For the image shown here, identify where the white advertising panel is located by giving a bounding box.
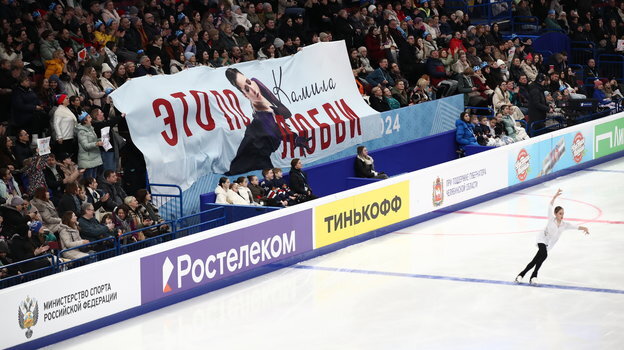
[0,255,141,349]
[409,149,509,218]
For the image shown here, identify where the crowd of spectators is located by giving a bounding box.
[1,0,624,278]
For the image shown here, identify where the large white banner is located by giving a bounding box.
[111,41,381,191]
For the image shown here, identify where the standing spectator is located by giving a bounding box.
[75,111,103,179]
[53,94,76,157]
[528,74,551,125]
[11,75,45,136]
[13,129,33,168]
[81,67,106,108]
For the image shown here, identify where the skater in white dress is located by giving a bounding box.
[515,189,589,285]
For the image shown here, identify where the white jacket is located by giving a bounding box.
[237,186,259,205]
[214,186,228,204]
[226,189,249,205]
[53,105,77,140]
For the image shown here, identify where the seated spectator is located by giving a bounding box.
[455,112,478,148]
[289,158,317,201]
[99,170,127,211]
[124,195,159,238]
[366,58,395,87]
[247,175,266,205]
[0,167,21,202]
[77,202,117,242]
[458,67,487,107]
[235,177,259,206]
[593,80,617,108]
[1,196,28,237]
[226,182,249,205]
[58,211,90,260]
[136,189,169,226]
[8,223,51,272]
[112,205,141,243]
[391,80,410,107]
[260,169,275,193]
[355,146,388,179]
[215,176,231,204]
[82,177,110,211]
[384,87,401,109]
[30,187,61,234]
[369,86,390,112]
[492,81,525,120]
[58,182,84,217]
[501,105,529,142]
[76,111,104,180]
[0,136,18,172]
[57,152,82,179]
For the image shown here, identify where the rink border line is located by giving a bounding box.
[291,265,624,295]
[9,151,624,350]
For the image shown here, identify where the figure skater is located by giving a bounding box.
[515,189,589,285]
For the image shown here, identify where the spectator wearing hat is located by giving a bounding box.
[593,80,617,107]
[53,93,76,156]
[75,111,103,180]
[520,54,538,82]
[544,10,562,31]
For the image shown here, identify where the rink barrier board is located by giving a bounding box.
[4,112,624,349]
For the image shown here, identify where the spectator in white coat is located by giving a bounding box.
[53,94,77,156]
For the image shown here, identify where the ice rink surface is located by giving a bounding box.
[49,158,624,350]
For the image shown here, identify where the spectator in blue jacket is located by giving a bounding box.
[593,80,616,108]
[366,58,395,87]
[455,112,478,146]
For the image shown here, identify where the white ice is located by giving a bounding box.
[49,157,624,350]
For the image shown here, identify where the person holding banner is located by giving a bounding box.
[75,111,104,180]
[224,68,310,175]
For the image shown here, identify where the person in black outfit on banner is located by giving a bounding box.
[224,68,311,175]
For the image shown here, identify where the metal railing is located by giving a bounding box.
[0,254,56,289]
[147,183,183,221]
[511,16,540,34]
[597,54,624,81]
[0,209,227,289]
[445,0,512,25]
[571,41,596,65]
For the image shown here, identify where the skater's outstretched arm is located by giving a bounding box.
[550,189,563,206]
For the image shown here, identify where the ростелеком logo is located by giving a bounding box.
[162,257,174,293]
[18,296,39,339]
